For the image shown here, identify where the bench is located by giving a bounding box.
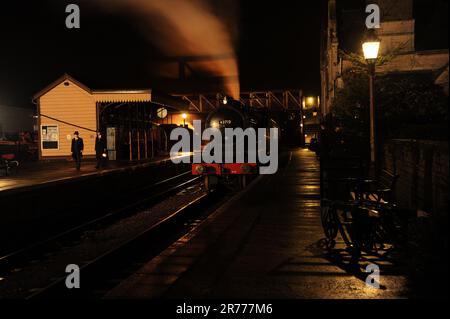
[322,181,406,263]
[0,154,19,176]
[353,169,400,204]
[321,160,408,262]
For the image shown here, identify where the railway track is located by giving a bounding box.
[27,189,227,299]
[0,171,200,283]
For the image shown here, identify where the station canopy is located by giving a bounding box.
[93,91,151,103]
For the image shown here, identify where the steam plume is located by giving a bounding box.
[92,0,240,99]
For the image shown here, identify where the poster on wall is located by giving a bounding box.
[41,125,59,150]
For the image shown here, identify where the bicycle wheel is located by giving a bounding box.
[321,201,339,248]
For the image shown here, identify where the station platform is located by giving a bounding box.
[106,149,409,299]
[0,155,187,196]
[0,154,193,255]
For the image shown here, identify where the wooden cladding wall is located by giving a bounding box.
[39,80,97,158]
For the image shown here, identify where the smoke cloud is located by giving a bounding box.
[91,0,240,99]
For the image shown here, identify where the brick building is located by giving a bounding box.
[320,0,449,216]
[320,0,449,115]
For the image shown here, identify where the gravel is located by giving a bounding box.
[0,183,205,299]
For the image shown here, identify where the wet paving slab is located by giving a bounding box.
[106,149,410,299]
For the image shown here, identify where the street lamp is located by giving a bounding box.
[362,29,381,175]
[362,41,380,60]
[182,113,188,127]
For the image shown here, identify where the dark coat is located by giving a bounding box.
[71,138,84,158]
[95,137,107,155]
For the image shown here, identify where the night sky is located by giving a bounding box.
[1,1,447,109]
[0,1,325,108]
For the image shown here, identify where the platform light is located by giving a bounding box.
[363,30,381,61]
[363,29,381,172]
[363,42,380,60]
[181,113,188,127]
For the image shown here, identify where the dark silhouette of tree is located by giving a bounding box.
[331,69,448,141]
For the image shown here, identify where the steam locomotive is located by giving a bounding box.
[192,96,281,191]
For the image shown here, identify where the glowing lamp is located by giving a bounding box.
[210,121,219,129]
[363,42,380,60]
[362,30,381,61]
[196,165,205,174]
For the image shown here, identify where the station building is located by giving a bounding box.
[321,0,449,115]
[33,74,192,161]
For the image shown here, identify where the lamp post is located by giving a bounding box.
[362,30,381,176]
[301,98,306,147]
[182,113,188,127]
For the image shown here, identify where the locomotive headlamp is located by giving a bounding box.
[223,96,228,105]
[196,165,206,174]
[211,121,219,129]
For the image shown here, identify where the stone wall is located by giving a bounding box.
[383,139,449,217]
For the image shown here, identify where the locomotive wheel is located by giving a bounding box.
[204,175,211,192]
[204,175,218,192]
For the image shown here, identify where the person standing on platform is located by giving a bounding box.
[71,131,84,170]
[95,131,107,169]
